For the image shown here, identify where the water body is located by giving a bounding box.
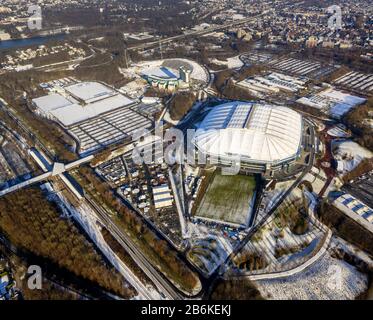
[0,34,66,51]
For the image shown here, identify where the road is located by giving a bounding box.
[85,195,185,300]
[0,100,55,160]
[207,118,317,289]
[127,13,268,52]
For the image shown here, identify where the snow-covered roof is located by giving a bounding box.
[193,102,303,164]
[141,66,180,81]
[297,88,366,119]
[32,93,74,113]
[50,94,135,126]
[64,81,116,103]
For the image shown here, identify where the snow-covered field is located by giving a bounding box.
[332,140,372,174]
[255,237,369,300]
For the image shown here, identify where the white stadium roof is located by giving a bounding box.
[193,102,302,164]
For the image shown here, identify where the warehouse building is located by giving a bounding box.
[297,88,366,119]
[333,193,373,233]
[32,81,152,154]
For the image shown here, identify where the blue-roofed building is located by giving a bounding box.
[333,193,373,234]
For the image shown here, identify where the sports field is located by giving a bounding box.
[195,173,257,226]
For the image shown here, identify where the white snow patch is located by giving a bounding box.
[332,140,372,174]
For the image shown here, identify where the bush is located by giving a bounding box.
[210,279,263,300]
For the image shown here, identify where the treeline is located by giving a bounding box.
[75,58,130,88]
[233,252,269,272]
[312,48,373,74]
[213,66,264,101]
[0,187,135,298]
[77,166,200,294]
[318,201,373,256]
[210,279,263,300]
[168,92,197,121]
[101,228,152,286]
[21,278,80,300]
[343,98,373,152]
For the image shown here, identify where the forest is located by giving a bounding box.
[210,278,263,300]
[168,92,197,121]
[0,187,135,298]
[318,201,373,256]
[343,97,373,152]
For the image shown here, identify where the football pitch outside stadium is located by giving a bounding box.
[195,173,257,227]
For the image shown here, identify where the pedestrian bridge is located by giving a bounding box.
[0,153,93,198]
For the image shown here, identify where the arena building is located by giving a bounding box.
[141,66,191,91]
[192,101,304,175]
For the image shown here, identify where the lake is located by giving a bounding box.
[0,34,66,51]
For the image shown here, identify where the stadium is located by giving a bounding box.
[192,101,304,175]
[141,65,191,91]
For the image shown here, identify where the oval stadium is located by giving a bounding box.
[192,101,304,175]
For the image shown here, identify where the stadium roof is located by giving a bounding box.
[193,102,302,164]
[141,66,180,81]
[65,81,116,103]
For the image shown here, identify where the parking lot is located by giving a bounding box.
[96,147,183,246]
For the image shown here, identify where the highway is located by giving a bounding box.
[85,195,185,300]
[127,12,268,52]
